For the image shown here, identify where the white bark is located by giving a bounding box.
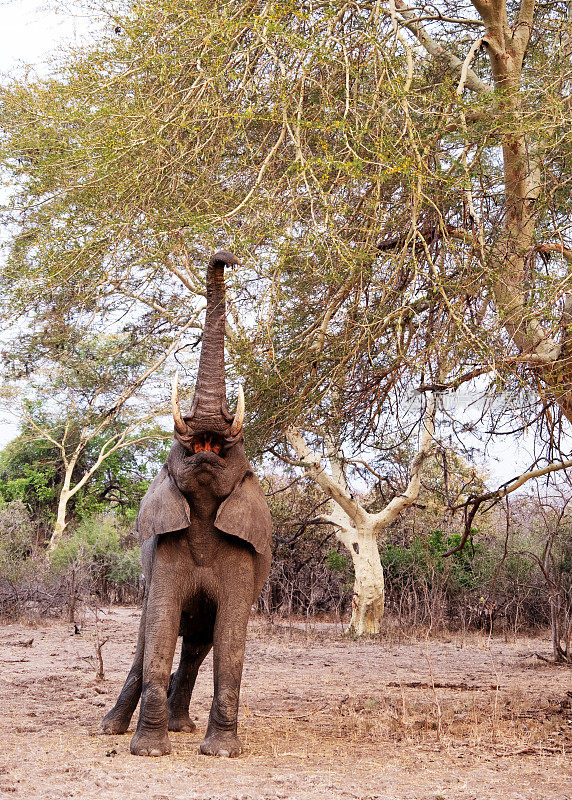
[52,472,74,549]
[285,394,436,636]
[45,426,162,553]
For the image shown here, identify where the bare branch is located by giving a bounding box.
[284,426,368,527]
[456,38,485,95]
[534,243,572,265]
[445,456,572,556]
[369,393,437,532]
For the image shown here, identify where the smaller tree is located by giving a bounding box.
[1,315,195,550]
[0,432,62,542]
[0,419,168,540]
[283,394,436,636]
[514,493,572,663]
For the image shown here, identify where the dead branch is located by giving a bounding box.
[445,456,572,556]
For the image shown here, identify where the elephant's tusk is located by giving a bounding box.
[171,371,190,436]
[229,384,245,436]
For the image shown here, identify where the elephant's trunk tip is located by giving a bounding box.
[209,250,241,269]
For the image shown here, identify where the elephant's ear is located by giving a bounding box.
[136,464,190,543]
[215,472,272,555]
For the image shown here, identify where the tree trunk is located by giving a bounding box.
[348,529,385,636]
[336,522,385,636]
[470,0,572,420]
[48,465,74,552]
[285,395,435,636]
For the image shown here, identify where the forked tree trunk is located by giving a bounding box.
[393,0,572,415]
[466,0,572,417]
[286,394,435,636]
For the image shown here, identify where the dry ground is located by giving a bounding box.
[0,607,571,800]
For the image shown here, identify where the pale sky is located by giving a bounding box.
[0,1,94,73]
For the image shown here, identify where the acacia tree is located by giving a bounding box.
[1,1,570,414]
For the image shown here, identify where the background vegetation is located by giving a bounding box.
[1,431,570,647]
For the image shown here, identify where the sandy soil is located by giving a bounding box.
[0,607,570,800]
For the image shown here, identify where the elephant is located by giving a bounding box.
[101,251,272,758]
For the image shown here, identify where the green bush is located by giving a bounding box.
[382,529,496,594]
[50,513,141,591]
[326,549,351,573]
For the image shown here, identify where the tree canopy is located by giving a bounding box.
[1,0,570,452]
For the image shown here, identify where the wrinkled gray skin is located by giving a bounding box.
[101,252,272,758]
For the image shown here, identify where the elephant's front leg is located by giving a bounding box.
[130,582,181,757]
[200,594,251,758]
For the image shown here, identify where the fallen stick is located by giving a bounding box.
[388,681,499,690]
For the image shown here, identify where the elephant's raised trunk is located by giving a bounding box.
[173,251,245,447]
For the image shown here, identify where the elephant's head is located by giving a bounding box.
[136,251,271,555]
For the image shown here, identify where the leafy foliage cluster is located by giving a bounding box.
[0,420,168,535]
[0,425,158,618]
[0,501,142,618]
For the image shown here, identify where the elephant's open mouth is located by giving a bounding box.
[190,432,225,455]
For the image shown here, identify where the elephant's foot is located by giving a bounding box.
[101,708,131,735]
[200,730,243,758]
[168,712,196,733]
[130,730,172,757]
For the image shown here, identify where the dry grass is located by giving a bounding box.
[0,610,570,799]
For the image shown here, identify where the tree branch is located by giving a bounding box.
[534,243,572,265]
[393,0,492,93]
[445,455,572,556]
[284,426,368,527]
[369,392,437,533]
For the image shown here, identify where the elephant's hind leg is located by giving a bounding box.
[101,598,147,734]
[129,579,181,757]
[167,637,212,732]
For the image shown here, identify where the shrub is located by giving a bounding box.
[50,514,141,601]
[0,500,36,569]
